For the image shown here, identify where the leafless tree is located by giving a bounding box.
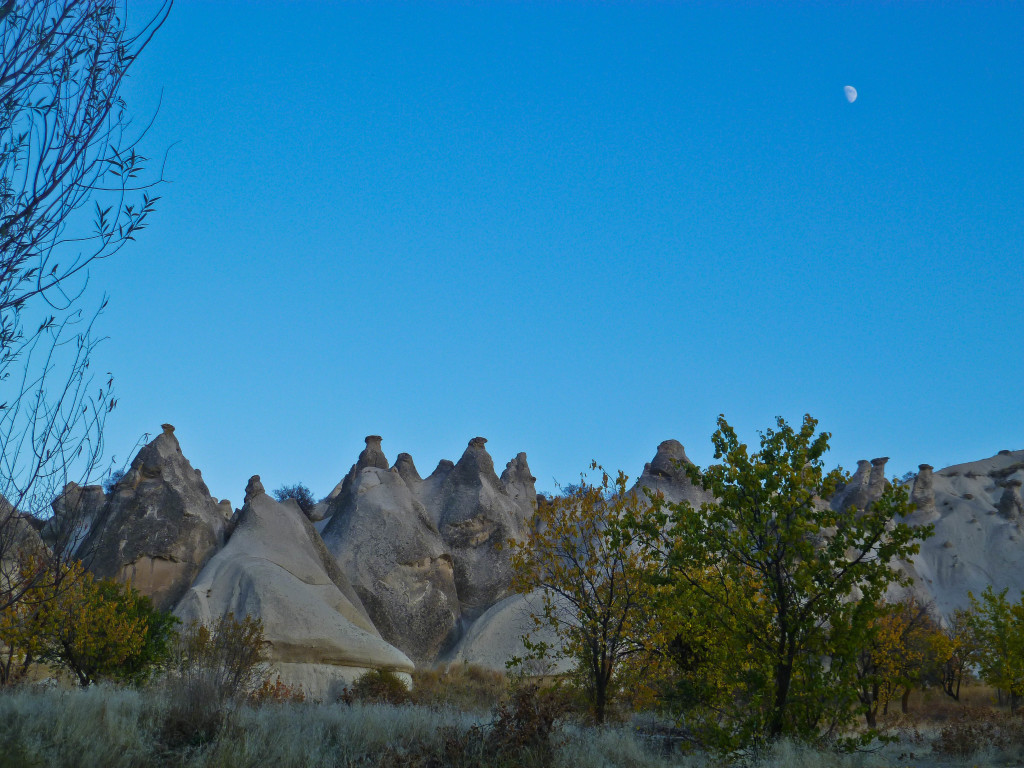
[0,0,171,620]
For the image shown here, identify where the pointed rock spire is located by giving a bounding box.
[357,436,389,471]
[244,475,265,504]
[394,453,422,485]
[868,457,890,500]
[501,452,537,526]
[909,464,939,523]
[78,425,226,610]
[649,440,692,480]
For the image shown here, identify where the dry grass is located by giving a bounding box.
[409,662,508,712]
[3,682,1024,767]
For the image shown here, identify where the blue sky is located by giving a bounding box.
[83,1,1023,504]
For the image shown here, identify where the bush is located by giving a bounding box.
[271,483,317,518]
[932,706,1024,757]
[102,470,125,494]
[342,668,411,706]
[486,679,566,763]
[159,613,269,746]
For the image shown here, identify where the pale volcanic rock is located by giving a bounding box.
[628,440,714,508]
[896,450,1024,618]
[445,590,573,675]
[868,457,891,501]
[176,481,411,700]
[42,482,107,556]
[78,425,226,610]
[321,438,460,665]
[435,437,531,621]
[500,453,539,530]
[1,494,48,586]
[419,459,455,528]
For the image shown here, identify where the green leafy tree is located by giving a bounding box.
[0,557,176,686]
[967,586,1024,712]
[508,465,658,724]
[272,483,317,518]
[936,607,977,702]
[631,415,928,749]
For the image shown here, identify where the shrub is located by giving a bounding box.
[159,613,269,746]
[486,679,566,763]
[250,675,306,705]
[271,483,317,518]
[343,668,411,706]
[932,706,1024,757]
[102,470,125,494]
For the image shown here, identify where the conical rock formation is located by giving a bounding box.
[79,425,227,609]
[627,439,714,507]
[321,438,460,665]
[435,437,531,621]
[176,476,411,699]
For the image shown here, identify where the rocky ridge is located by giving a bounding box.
[57,424,1024,690]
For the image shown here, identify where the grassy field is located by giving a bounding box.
[2,678,1024,767]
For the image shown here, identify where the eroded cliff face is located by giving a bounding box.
[48,421,1021,677]
[891,450,1024,618]
[78,425,229,610]
[321,437,460,665]
[319,435,536,662]
[176,476,410,700]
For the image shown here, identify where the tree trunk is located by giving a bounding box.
[901,687,911,714]
[594,666,608,725]
[771,661,793,738]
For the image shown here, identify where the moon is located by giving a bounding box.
[844,85,857,103]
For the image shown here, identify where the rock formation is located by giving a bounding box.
[894,449,1024,618]
[176,476,411,699]
[435,437,531,621]
[78,425,227,610]
[444,590,573,675]
[41,482,107,555]
[321,438,460,665]
[627,439,714,508]
[831,458,890,513]
[998,479,1024,521]
[908,464,939,523]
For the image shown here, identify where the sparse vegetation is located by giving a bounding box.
[272,483,318,518]
[2,681,1024,766]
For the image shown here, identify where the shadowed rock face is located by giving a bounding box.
[435,437,531,621]
[998,479,1024,521]
[831,458,890,514]
[909,464,939,523]
[41,482,107,555]
[177,483,410,700]
[321,438,460,665]
[320,435,536,661]
[78,425,226,610]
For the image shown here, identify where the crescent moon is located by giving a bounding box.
[844,85,857,103]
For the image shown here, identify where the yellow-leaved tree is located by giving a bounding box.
[852,596,942,727]
[0,557,175,686]
[508,465,658,724]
